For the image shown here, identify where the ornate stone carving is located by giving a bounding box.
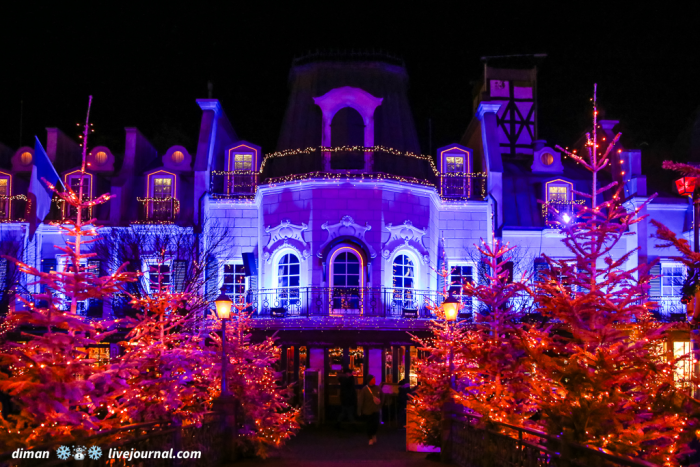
[263,219,309,263]
[317,215,377,258]
[381,220,429,265]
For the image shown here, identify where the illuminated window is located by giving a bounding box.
[277,253,300,308]
[333,251,360,288]
[20,151,32,165]
[152,177,174,220]
[661,263,684,297]
[445,156,464,173]
[548,185,568,202]
[392,254,414,307]
[234,153,253,170]
[0,177,8,218]
[172,151,184,164]
[95,151,108,164]
[223,263,246,304]
[674,340,692,388]
[541,153,554,166]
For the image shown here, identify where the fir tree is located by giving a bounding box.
[0,97,138,450]
[212,300,300,458]
[528,86,686,464]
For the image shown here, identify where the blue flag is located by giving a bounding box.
[28,136,62,237]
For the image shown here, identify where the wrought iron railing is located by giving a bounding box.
[136,197,180,223]
[647,295,687,322]
[210,171,258,198]
[448,408,659,467]
[245,287,455,318]
[439,173,487,200]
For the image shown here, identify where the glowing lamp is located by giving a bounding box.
[676,177,696,197]
[562,213,571,224]
[442,293,460,322]
[214,287,232,320]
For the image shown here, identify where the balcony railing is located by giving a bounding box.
[439,173,487,201]
[0,195,27,222]
[648,295,688,322]
[210,171,258,198]
[243,287,458,319]
[136,197,180,223]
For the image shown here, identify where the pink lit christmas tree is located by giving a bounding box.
[210,299,300,458]
[528,85,686,465]
[0,97,139,450]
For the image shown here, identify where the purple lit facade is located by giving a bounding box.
[0,53,691,417]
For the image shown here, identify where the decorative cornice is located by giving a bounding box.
[381,220,429,264]
[263,219,309,263]
[317,215,377,258]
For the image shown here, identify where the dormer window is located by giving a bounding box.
[220,142,261,196]
[543,179,576,227]
[0,173,10,219]
[438,144,474,199]
[64,171,92,221]
[140,170,179,222]
[545,180,572,203]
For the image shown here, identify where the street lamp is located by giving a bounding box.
[215,287,233,397]
[442,292,460,322]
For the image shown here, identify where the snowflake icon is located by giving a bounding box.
[88,446,102,460]
[56,446,71,460]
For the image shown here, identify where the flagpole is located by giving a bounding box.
[70,96,92,315]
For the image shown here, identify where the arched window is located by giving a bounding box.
[277,253,300,308]
[331,107,365,170]
[330,249,362,313]
[392,254,415,307]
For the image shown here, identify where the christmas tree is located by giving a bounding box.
[407,255,466,447]
[528,85,686,465]
[211,300,300,458]
[0,97,138,450]
[110,253,217,427]
[454,239,542,428]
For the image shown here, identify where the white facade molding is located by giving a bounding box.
[263,219,309,263]
[381,220,429,265]
[317,215,377,259]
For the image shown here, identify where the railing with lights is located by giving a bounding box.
[210,171,258,198]
[447,405,658,467]
[136,197,180,223]
[242,287,464,319]
[647,295,687,322]
[0,195,27,222]
[439,173,487,201]
[542,199,585,228]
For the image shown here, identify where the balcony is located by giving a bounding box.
[210,171,258,199]
[648,295,687,322]
[243,287,457,319]
[0,195,27,222]
[136,197,180,223]
[439,173,487,200]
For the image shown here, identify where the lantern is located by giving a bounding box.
[675,177,697,197]
[214,287,233,320]
[442,293,460,322]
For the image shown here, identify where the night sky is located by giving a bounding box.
[1,3,699,172]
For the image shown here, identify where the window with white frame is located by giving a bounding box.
[546,181,571,203]
[450,265,474,312]
[277,253,300,307]
[223,263,247,305]
[146,259,172,294]
[392,254,415,307]
[674,340,692,389]
[661,263,684,297]
[57,256,89,314]
[330,249,362,312]
[228,152,255,194]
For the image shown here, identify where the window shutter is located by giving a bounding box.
[173,260,188,292]
[0,258,9,313]
[649,263,661,297]
[437,257,445,294]
[206,255,220,302]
